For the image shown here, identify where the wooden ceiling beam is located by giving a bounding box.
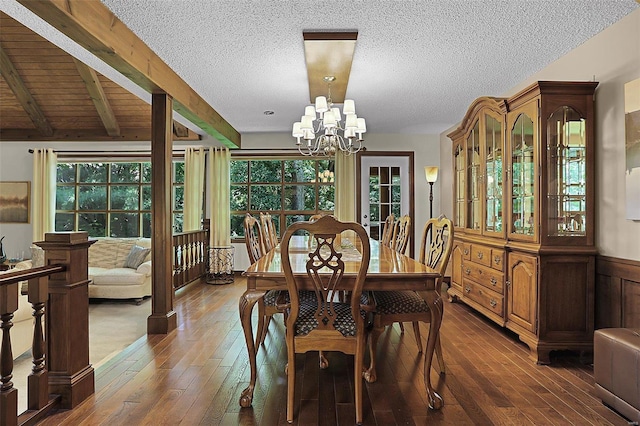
[303,31,357,103]
[16,0,240,148]
[0,44,54,137]
[73,58,120,137]
[173,122,189,138]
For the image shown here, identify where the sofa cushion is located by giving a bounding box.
[89,267,148,286]
[123,245,151,269]
[89,238,151,268]
[31,245,45,267]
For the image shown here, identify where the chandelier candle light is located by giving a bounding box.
[292,76,366,156]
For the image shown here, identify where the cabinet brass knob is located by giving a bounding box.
[465,268,471,275]
[494,256,501,265]
[464,286,471,294]
[490,277,497,285]
[477,252,483,259]
[464,249,469,255]
[490,299,497,308]
[506,280,511,288]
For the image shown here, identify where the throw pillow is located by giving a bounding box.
[123,245,151,269]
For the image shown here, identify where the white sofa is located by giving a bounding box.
[86,237,152,302]
[27,237,153,303]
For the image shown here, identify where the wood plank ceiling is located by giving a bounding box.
[0,12,200,143]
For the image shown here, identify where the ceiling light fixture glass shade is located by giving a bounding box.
[292,76,366,156]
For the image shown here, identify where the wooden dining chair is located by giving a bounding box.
[280,215,371,425]
[259,212,278,252]
[244,213,281,349]
[364,216,454,383]
[244,213,265,264]
[380,213,395,247]
[391,214,411,254]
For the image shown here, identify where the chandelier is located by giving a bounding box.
[292,76,366,156]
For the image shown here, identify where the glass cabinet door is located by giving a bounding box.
[511,113,535,236]
[454,142,465,228]
[484,114,503,234]
[466,120,481,231]
[546,106,587,237]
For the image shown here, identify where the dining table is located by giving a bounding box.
[239,235,445,410]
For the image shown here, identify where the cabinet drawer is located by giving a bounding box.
[491,249,505,271]
[463,279,504,317]
[470,244,492,267]
[462,261,504,294]
[462,243,471,260]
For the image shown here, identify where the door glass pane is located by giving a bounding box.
[547,106,587,236]
[368,165,402,240]
[466,120,481,230]
[511,113,535,236]
[485,115,503,233]
[454,144,465,227]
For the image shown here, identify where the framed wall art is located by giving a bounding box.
[625,78,640,220]
[0,181,30,223]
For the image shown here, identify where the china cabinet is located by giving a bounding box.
[448,81,598,364]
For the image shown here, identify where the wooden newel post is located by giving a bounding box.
[36,232,95,409]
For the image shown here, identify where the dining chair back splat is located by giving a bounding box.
[259,212,278,252]
[364,216,454,383]
[280,215,371,425]
[391,214,411,255]
[244,213,265,264]
[380,214,395,247]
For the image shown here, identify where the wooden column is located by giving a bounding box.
[148,93,177,334]
[36,232,95,409]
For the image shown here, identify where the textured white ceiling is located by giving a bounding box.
[6,0,640,136]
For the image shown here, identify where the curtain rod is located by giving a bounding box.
[27,149,189,160]
[27,149,188,154]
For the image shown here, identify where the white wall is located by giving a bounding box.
[439,9,640,262]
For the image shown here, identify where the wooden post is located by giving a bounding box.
[36,232,95,409]
[0,281,18,426]
[28,275,49,410]
[148,92,178,334]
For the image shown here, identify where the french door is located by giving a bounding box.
[358,153,413,254]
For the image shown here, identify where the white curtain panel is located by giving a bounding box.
[208,147,230,247]
[334,151,356,222]
[183,146,205,231]
[32,148,57,242]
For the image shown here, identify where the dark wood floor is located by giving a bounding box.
[36,277,629,425]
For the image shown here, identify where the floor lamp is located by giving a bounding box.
[425,166,438,218]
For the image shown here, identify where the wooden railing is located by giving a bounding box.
[172,229,209,289]
[0,232,94,426]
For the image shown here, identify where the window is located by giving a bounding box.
[55,161,185,237]
[230,157,335,239]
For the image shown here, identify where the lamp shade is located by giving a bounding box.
[345,114,358,129]
[343,99,356,115]
[292,122,303,137]
[304,105,316,118]
[315,96,328,113]
[425,166,438,183]
[323,109,337,128]
[300,115,314,131]
[331,107,341,123]
[356,117,367,133]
